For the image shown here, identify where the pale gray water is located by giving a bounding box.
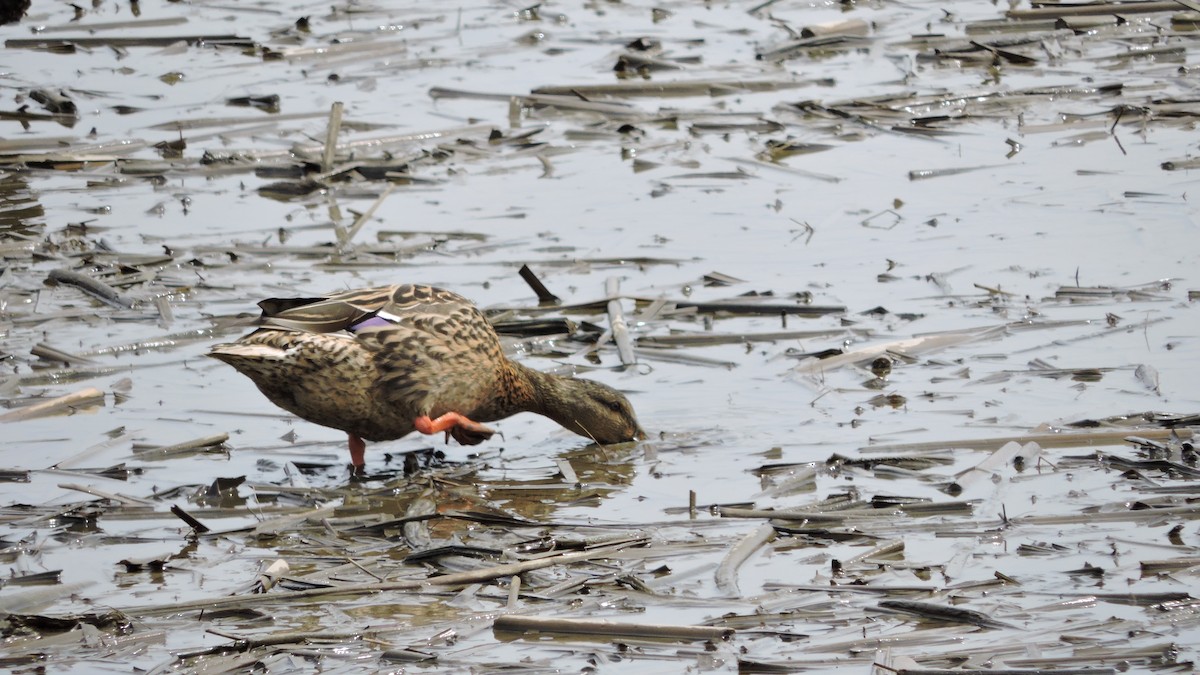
[2,0,1199,672]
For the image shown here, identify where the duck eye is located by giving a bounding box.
[607,401,623,413]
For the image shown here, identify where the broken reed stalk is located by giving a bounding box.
[31,343,96,365]
[1006,1,1181,19]
[1139,557,1200,573]
[0,387,105,423]
[862,428,1194,454]
[322,101,344,174]
[946,440,1027,495]
[153,295,174,326]
[119,539,645,616]
[6,35,253,49]
[715,523,776,595]
[175,628,366,660]
[606,277,636,366]
[57,483,155,506]
[875,599,1015,629]
[47,268,137,308]
[717,507,860,522]
[0,582,95,614]
[1012,504,1200,526]
[338,184,395,251]
[555,458,578,484]
[493,615,733,641]
[754,466,818,498]
[133,433,229,460]
[170,505,211,533]
[842,539,904,566]
[39,16,188,33]
[518,264,560,304]
[531,78,815,98]
[792,326,1005,376]
[507,575,521,609]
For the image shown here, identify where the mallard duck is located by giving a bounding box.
[209,284,644,467]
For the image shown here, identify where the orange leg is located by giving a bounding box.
[414,413,496,446]
[347,434,366,468]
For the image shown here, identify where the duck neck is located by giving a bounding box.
[507,360,569,423]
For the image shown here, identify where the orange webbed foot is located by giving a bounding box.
[414,413,496,446]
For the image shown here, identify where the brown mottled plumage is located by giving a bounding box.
[209,284,644,467]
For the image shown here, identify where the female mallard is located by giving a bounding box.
[209,284,644,467]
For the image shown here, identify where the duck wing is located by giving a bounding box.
[354,286,512,419]
[257,285,401,333]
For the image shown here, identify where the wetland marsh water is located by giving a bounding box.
[2,0,1200,672]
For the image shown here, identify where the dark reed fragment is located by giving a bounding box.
[828,453,954,470]
[761,139,835,160]
[29,89,76,115]
[875,599,1015,629]
[670,298,845,316]
[530,78,821,98]
[0,108,77,126]
[782,347,846,360]
[892,662,1113,667]
[403,545,504,564]
[613,51,686,75]
[60,463,137,480]
[739,658,833,673]
[0,570,61,587]
[171,629,364,660]
[490,317,584,338]
[1154,596,1200,611]
[117,555,172,572]
[493,614,733,641]
[757,35,871,61]
[169,504,211,533]
[1066,411,1200,428]
[963,40,1039,64]
[276,578,336,591]
[204,475,246,500]
[771,525,881,542]
[1139,558,1200,573]
[690,118,786,134]
[1096,452,1200,478]
[0,611,130,639]
[644,332,839,348]
[256,179,323,198]
[225,94,280,112]
[446,510,548,527]
[752,462,818,477]
[518,263,560,304]
[30,343,95,366]
[47,268,137,308]
[1065,562,1106,578]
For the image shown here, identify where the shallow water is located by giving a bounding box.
[2,0,1199,672]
